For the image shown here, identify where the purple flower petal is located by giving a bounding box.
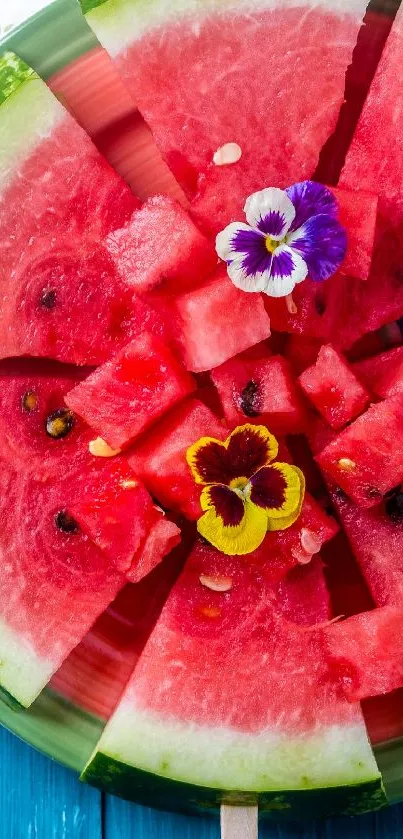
[288,214,347,282]
[286,181,338,232]
[244,188,295,240]
[263,245,308,297]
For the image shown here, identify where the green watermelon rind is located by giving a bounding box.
[0,51,37,105]
[0,616,56,709]
[82,753,386,819]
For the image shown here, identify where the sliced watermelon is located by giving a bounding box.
[299,345,370,430]
[316,396,403,508]
[82,539,384,818]
[105,195,216,293]
[211,352,309,435]
[285,335,324,376]
[329,187,377,282]
[81,0,369,236]
[128,398,228,520]
[65,333,195,449]
[353,347,403,398]
[0,52,161,366]
[173,268,271,372]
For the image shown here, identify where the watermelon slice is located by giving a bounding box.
[65,333,195,449]
[105,195,216,293]
[329,187,377,282]
[211,352,309,434]
[173,267,271,372]
[299,345,370,430]
[81,0,370,236]
[316,395,403,508]
[128,398,228,520]
[82,539,384,818]
[353,347,403,398]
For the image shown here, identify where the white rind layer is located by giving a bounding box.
[87,701,380,790]
[0,616,55,707]
[0,76,65,191]
[86,0,370,58]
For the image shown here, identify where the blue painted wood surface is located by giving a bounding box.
[2,725,403,838]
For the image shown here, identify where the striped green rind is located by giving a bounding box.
[82,753,386,819]
[0,51,36,105]
[79,0,108,15]
[0,685,23,712]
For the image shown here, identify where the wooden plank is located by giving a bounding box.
[0,725,102,839]
[221,806,258,839]
[104,795,220,839]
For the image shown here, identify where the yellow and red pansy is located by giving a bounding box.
[186,424,305,555]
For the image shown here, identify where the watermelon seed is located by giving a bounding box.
[22,390,38,413]
[213,143,242,166]
[199,573,232,592]
[55,510,80,534]
[120,479,138,489]
[39,288,57,310]
[385,491,403,521]
[337,457,356,471]
[45,408,75,439]
[239,380,261,417]
[314,296,326,316]
[300,528,322,556]
[89,437,121,457]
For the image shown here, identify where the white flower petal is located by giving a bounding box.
[215,222,255,261]
[227,256,270,293]
[243,187,296,239]
[263,245,308,298]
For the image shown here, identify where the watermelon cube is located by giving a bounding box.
[330,187,378,281]
[174,267,271,372]
[211,352,309,434]
[285,335,324,376]
[299,345,370,430]
[128,398,228,520]
[353,346,403,398]
[316,395,403,507]
[68,459,180,577]
[126,515,182,584]
[105,195,216,294]
[65,333,195,450]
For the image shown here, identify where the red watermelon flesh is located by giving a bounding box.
[174,267,271,373]
[0,462,125,707]
[353,346,403,397]
[211,352,309,435]
[68,459,180,576]
[128,398,228,520]
[321,530,375,619]
[83,0,370,236]
[299,345,370,430]
[105,195,216,294]
[271,557,331,627]
[65,333,195,450]
[126,516,182,584]
[285,335,325,376]
[82,538,386,801]
[316,395,403,508]
[330,187,378,281]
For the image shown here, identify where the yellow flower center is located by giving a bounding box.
[265,235,278,254]
[229,476,251,498]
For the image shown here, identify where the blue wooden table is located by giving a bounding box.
[1,727,403,839]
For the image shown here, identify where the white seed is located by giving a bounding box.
[338,457,356,471]
[199,573,233,592]
[89,437,122,457]
[300,528,322,556]
[213,142,242,166]
[120,479,138,489]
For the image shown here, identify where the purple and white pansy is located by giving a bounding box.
[215,181,347,298]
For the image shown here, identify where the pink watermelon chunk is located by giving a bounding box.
[173,267,271,372]
[330,187,377,282]
[271,556,331,627]
[316,395,403,507]
[105,195,216,293]
[211,351,309,434]
[82,538,383,816]
[126,515,182,584]
[128,398,228,520]
[65,333,195,449]
[68,459,181,576]
[82,0,369,235]
[353,346,403,398]
[299,345,370,430]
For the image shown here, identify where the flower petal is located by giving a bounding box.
[262,245,308,297]
[215,222,260,262]
[187,436,231,486]
[244,188,295,239]
[286,181,339,231]
[198,486,268,555]
[288,214,347,282]
[227,256,271,293]
[249,464,305,532]
[226,424,279,478]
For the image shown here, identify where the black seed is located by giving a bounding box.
[45,408,75,439]
[39,288,57,310]
[55,510,80,534]
[239,380,261,417]
[385,491,403,521]
[22,390,38,413]
[314,296,326,316]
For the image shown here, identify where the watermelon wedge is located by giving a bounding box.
[353,347,403,398]
[80,0,370,236]
[82,539,385,818]
[299,345,370,430]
